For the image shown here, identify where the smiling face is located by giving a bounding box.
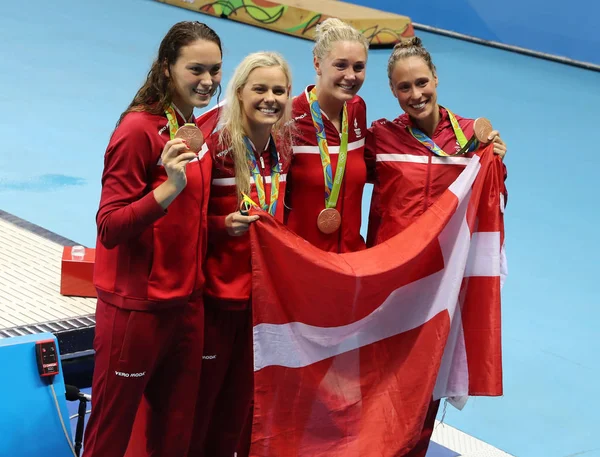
[389,55,438,123]
[167,38,223,114]
[314,40,367,102]
[238,66,290,131]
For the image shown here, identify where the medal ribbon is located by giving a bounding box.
[165,105,181,140]
[408,107,479,156]
[308,87,349,209]
[165,104,197,140]
[243,137,280,217]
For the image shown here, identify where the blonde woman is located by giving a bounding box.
[189,51,294,457]
[284,18,370,253]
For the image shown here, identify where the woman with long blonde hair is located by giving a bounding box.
[188,51,294,457]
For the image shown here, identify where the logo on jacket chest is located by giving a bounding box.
[158,123,169,136]
[353,118,362,138]
[216,147,231,158]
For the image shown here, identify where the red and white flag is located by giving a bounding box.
[248,145,506,457]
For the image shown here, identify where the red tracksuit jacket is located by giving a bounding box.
[366,107,507,246]
[284,85,368,253]
[94,110,212,310]
[204,132,288,310]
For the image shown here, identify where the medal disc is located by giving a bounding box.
[317,208,341,234]
[175,124,205,153]
[473,118,493,144]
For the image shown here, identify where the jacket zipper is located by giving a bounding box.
[424,155,432,213]
[337,147,347,253]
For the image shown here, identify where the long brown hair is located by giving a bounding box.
[117,21,222,126]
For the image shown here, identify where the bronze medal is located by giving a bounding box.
[317,208,341,234]
[175,124,205,153]
[473,118,493,144]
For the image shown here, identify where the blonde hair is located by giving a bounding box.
[313,18,369,61]
[387,36,436,81]
[218,51,294,199]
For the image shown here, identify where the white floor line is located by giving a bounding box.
[432,420,515,456]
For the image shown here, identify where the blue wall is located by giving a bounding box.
[0,334,74,457]
[348,0,599,67]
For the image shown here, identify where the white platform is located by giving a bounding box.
[431,419,515,456]
[0,213,96,332]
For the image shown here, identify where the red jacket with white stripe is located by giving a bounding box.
[366,107,508,246]
[94,110,212,310]
[284,85,368,253]
[204,132,288,310]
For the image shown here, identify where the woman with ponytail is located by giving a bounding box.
[232,18,369,457]
[230,20,372,456]
[285,18,370,253]
[366,36,508,456]
[232,18,373,457]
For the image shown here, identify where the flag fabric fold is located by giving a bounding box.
[248,144,505,457]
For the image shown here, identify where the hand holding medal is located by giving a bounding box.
[409,109,505,158]
[473,118,507,159]
[467,117,507,159]
[473,118,493,144]
[174,123,205,153]
[224,187,262,237]
[454,115,495,155]
[225,202,259,237]
[161,106,204,193]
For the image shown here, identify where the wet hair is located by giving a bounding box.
[312,18,369,61]
[117,21,222,126]
[387,36,436,81]
[218,51,293,199]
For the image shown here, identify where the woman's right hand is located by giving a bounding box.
[161,139,198,192]
[225,211,260,236]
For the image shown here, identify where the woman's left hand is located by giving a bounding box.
[488,130,507,160]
